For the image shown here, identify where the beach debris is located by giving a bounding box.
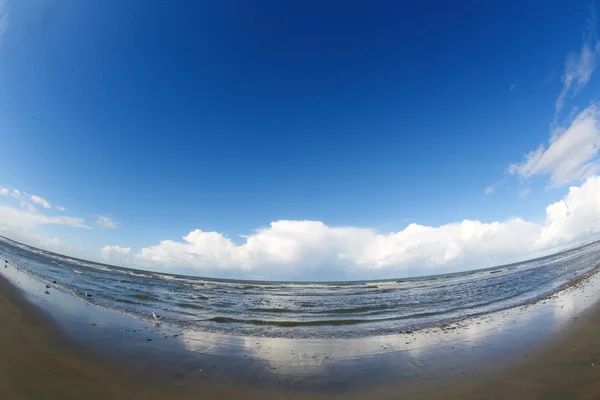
[53,280,56,284]
[85,292,93,297]
[46,284,51,288]
[152,312,162,324]
[44,291,50,295]
[147,338,152,341]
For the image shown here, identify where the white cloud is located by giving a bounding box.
[56,206,66,212]
[132,175,600,279]
[0,231,66,254]
[0,205,89,230]
[509,83,517,92]
[101,245,131,264]
[20,201,36,213]
[484,185,494,195]
[2,187,53,209]
[536,176,600,248]
[0,186,89,233]
[0,203,90,254]
[508,103,600,186]
[555,6,600,112]
[518,187,531,198]
[29,194,51,209]
[96,216,118,229]
[0,186,90,256]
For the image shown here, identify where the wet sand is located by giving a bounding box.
[1,270,600,399]
[0,274,284,400]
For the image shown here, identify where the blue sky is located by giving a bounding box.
[1,0,600,280]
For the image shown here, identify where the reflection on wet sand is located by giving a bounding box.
[3,257,600,393]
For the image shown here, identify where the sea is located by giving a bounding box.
[1,237,599,339]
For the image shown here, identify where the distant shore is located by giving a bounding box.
[2,264,600,399]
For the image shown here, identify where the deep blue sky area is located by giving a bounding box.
[1,0,599,279]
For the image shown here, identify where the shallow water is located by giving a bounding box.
[1,237,600,339]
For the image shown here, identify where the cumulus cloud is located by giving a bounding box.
[101,245,131,264]
[131,176,600,279]
[508,103,600,187]
[96,216,117,229]
[29,194,51,209]
[536,175,600,248]
[56,206,66,212]
[484,185,494,195]
[555,6,600,112]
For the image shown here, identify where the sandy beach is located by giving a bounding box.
[2,266,600,400]
[0,274,283,400]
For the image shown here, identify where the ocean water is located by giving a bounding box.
[1,237,600,339]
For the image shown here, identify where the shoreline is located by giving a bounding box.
[2,262,600,398]
[4,236,600,341]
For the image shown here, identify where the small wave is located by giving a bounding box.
[247,304,390,315]
[116,298,139,305]
[248,307,295,313]
[208,316,364,327]
[130,293,157,301]
[86,265,111,272]
[278,283,362,289]
[127,271,155,278]
[320,304,390,314]
[176,302,204,310]
[155,274,199,284]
